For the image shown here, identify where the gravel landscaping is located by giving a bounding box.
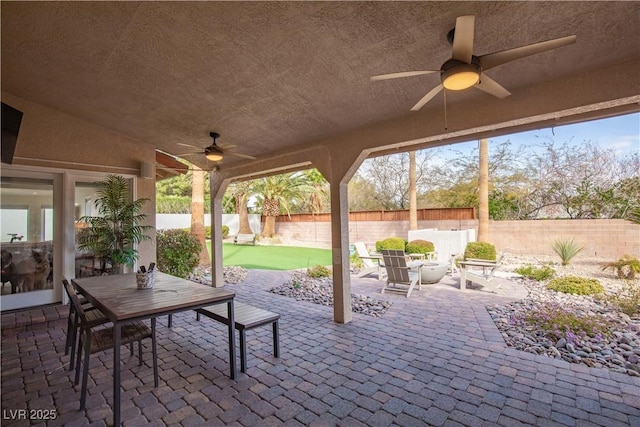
[188,265,248,285]
[269,270,392,317]
[494,254,640,377]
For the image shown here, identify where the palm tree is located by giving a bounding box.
[302,169,329,214]
[230,181,254,234]
[478,138,489,241]
[253,172,315,237]
[409,150,418,230]
[190,166,210,267]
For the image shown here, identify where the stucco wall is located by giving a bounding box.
[273,218,639,259]
[2,92,158,267]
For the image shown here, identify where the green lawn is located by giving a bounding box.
[209,242,332,270]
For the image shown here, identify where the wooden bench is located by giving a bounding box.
[195,302,280,372]
[234,234,256,245]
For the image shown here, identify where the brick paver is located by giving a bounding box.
[1,270,639,426]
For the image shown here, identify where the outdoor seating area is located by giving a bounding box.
[2,270,638,426]
[234,234,257,245]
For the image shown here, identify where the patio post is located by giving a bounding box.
[315,148,368,324]
[210,171,228,287]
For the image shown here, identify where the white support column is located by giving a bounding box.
[315,148,368,324]
[209,171,227,287]
[328,179,352,323]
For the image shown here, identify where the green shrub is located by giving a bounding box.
[547,275,604,295]
[375,237,406,252]
[156,195,192,214]
[599,281,640,316]
[514,264,556,281]
[405,239,435,254]
[552,237,583,266]
[350,252,363,269]
[307,265,331,278]
[601,254,640,279]
[464,242,496,261]
[156,229,201,278]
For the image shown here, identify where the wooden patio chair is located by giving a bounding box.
[458,257,504,293]
[354,242,384,280]
[63,280,110,372]
[380,249,423,297]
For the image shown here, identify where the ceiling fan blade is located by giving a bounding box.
[226,151,257,160]
[371,70,437,81]
[218,144,237,150]
[177,142,203,149]
[451,15,475,63]
[175,152,203,157]
[475,74,511,98]
[410,84,443,111]
[480,35,576,71]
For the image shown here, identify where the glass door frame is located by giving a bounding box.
[1,164,139,311]
[0,165,61,311]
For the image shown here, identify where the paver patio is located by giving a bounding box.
[2,270,639,426]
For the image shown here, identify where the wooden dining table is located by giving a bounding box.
[72,272,236,426]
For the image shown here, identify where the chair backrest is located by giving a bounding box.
[63,279,90,324]
[380,250,410,283]
[496,248,509,264]
[482,248,508,280]
[354,242,369,257]
[354,242,377,268]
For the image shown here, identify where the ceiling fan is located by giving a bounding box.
[177,132,256,163]
[371,15,576,111]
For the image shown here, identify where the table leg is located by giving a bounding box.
[273,320,279,357]
[113,322,121,426]
[151,317,158,387]
[227,300,236,379]
[239,330,247,373]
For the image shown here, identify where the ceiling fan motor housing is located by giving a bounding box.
[440,56,482,90]
[205,145,224,161]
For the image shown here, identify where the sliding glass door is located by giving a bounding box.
[1,166,137,311]
[0,173,58,310]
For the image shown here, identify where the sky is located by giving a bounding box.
[443,112,640,157]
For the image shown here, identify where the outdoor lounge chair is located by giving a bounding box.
[354,242,384,280]
[380,249,423,297]
[458,256,504,293]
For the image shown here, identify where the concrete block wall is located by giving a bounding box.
[489,219,640,258]
[273,221,332,245]
[273,218,639,259]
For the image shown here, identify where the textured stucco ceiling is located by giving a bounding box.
[2,1,639,170]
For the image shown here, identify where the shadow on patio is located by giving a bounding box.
[2,271,639,426]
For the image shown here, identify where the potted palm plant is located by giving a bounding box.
[77,174,152,274]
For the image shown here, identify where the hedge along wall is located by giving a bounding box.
[272,218,639,259]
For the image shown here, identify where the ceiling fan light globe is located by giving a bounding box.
[443,70,480,90]
[441,59,481,91]
[206,153,223,161]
